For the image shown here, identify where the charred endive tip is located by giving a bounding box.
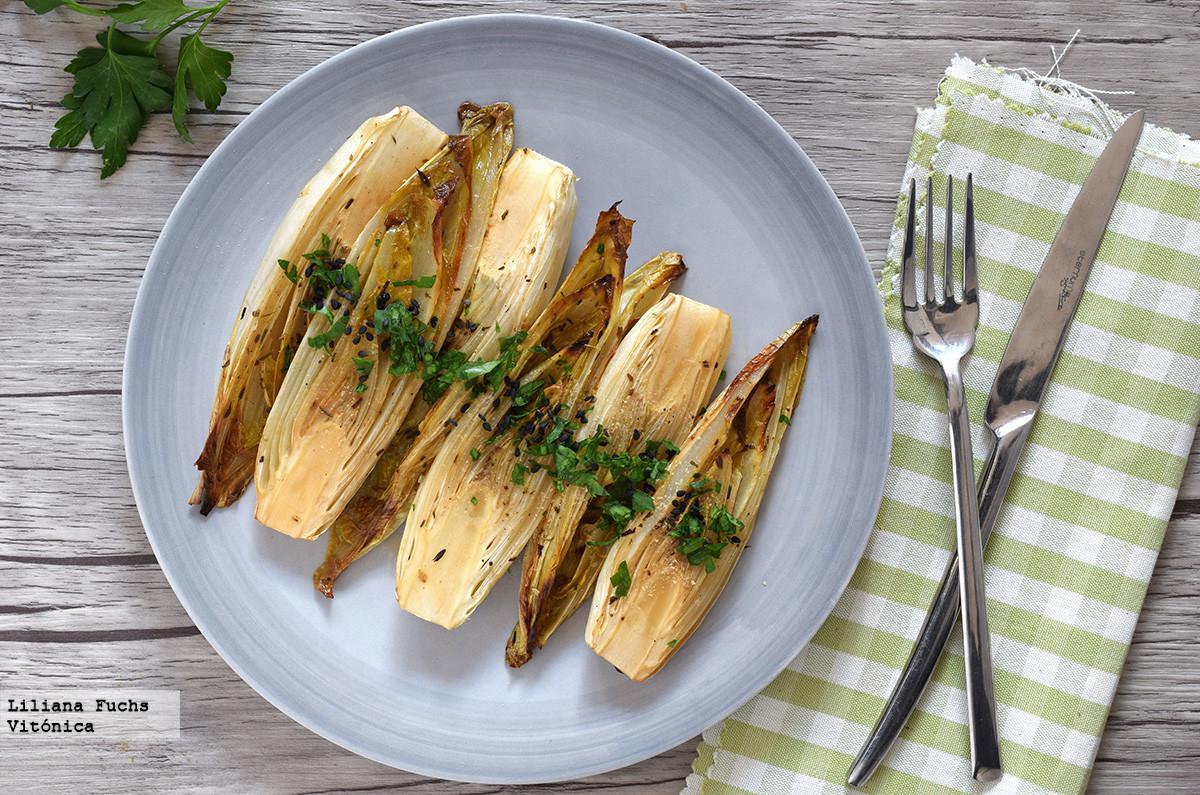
[586,315,817,681]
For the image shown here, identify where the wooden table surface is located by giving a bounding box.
[3,1,1197,792]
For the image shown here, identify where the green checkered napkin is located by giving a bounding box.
[686,57,1200,795]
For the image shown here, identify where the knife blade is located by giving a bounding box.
[848,110,1145,787]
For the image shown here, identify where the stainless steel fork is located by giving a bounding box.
[901,175,1001,781]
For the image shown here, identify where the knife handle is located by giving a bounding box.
[847,425,1028,787]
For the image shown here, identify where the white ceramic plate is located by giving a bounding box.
[124,14,891,784]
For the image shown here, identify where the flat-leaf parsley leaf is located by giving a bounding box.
[27,0,235,177]
[172,31,232,141]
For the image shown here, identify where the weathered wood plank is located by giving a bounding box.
[2,0,1197,792]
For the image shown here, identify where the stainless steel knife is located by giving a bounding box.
[847,110,1145,787]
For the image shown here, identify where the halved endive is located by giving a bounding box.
[507,292,731,667]
[255,103,514,539]
[395,207,633,628]
[314,148,578,596]
[587,316,818,680]
[191,107,447,514]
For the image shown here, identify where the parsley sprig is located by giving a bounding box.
[24,0,235,178]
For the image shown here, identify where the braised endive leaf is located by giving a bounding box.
[254,103,513,540]
[507,289,730,667]
[394,206,632,629]
[587,316,818,681]
[314,148,578,597]
[191,107,447,514]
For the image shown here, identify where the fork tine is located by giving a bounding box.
[901,178,917,309]
[964,173,978,299]
[944,176,955,300]
[924,176,936,305]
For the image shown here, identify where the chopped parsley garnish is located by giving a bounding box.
[302,234,360,302]
[469,448,481,461]
[668,501,744,572]
[583,438,676,546]
[508,378,545,419]
[375,300,435,376]
[778,413,792,426]
[290,234,528,397]
[308,315,347,350]
[488,331,528,391]
[500,410,676,545]
[278,258,299,284]
[421,349,502,403]
[666,638,678,648]
[630,490,655,512]
[392,275,437,289]
[511,462,528,486]
[352,356,374,393]
[373,300,529,401]
[300,234,361,351]
[470,495,479,506]
[610,560,631,598]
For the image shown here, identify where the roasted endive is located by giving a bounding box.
[508,292,731,667]
[191,107,447,514]
[395,207,633,628]
[314,148,578,596]
[255,103,514,539]
[587,316,818,680]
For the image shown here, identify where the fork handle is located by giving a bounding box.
[848,427,1026,787]
[943,364,1002,781]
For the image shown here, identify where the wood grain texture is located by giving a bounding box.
[1,1,1196,792]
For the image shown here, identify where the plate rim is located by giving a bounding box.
[123,12,893,784]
